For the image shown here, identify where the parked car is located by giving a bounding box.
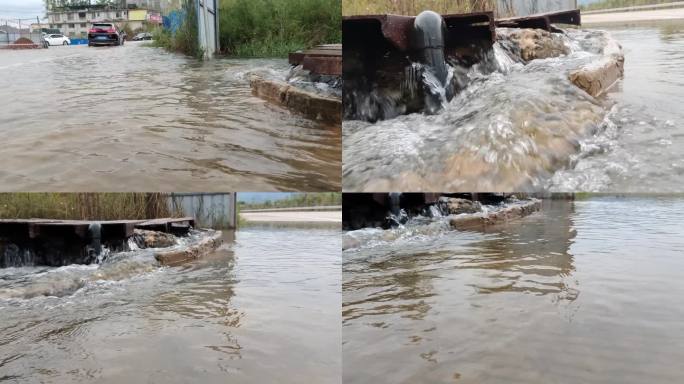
[87,23,124,46]
[44,34,70,46]
[132,32,152,41]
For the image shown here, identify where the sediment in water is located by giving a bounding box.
[154,230,223,266]
[448,198,541,230]
[343,28,626,191]
[250,75,341,125]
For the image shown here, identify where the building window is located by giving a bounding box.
[91,13,96,19]
[80,23,86,27]
[116,12,121,18]
[54,14,60,21]
[96,12,100,17]
[68,23,75,28]
[78,12,86,19]
[67,13,73,21]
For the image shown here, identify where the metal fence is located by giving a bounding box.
[0,18,45,46]
[168,193,237,229]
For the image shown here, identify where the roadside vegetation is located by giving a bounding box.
[152,0,203,59]
[580,0,678,11]
[0,193,179,221]
[239,193,341,210]
[342,0,494,15]
[219,0,341,57]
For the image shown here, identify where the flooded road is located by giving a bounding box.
[343,22,684,192]
[0,42,340,191]
[0,227,341,383]
[551,21,684,191]
[343,197,684,383]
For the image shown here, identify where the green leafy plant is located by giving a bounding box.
[219,0,341,57]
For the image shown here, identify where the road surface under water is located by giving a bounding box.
[0,42,340,191]
[343,22,684,192]
[343,197,684,384]
[0,227,340,383]
[551,21,684,191]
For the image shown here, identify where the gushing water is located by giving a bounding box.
[0,228,340,383]
[344,24,684,192]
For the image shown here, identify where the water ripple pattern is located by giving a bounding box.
[343,197,684,384]
[0,227,341,383]
[0,44,340,191]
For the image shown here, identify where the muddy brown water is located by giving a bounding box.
[0,227,341,383]
[343,197,684,383]
[343,21,684,192]
[0,42,340,191]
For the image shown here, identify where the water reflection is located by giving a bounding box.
[343,197,684,383]
[467,200,577,298]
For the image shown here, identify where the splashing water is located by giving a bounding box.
[343,29,624,191]
[0,229,218,300]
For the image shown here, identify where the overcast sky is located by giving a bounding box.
[0,0,45,21]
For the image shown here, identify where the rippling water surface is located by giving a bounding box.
[0,227,340,383]
[551,22,684,191]
[343,22,684,192]
[0,43,340,191]
[343,197,684,383]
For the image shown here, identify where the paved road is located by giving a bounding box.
[583,7,684,24]
[240,210,341,222]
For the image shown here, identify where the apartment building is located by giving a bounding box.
[45,1,170,37]
[47,8,129,37]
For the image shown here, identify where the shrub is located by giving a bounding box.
[219,0,341,57]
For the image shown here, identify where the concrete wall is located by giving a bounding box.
[497,0,577,17]
[48,9,128,37]
[168,193,236,229]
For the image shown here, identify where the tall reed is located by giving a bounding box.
[0,193,178,221]
[342,0,495,16]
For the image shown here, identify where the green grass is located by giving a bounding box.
[219,0,341,57]
[152,0,204,59]
[342,0,495,16]
[580,0,678,11]
[239,193,341,210]
[0,193,177,221]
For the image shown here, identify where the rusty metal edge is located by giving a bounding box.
[343,12,495,51]
[496,9,581,30]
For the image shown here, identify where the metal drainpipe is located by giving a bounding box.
[214,0,219,54]
[88,222,102,262]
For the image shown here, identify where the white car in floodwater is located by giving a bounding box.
[44,34,70,46]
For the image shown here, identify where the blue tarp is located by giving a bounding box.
[163,10,185,33]
[70,38,88,45]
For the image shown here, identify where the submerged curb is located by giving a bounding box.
[250,75,341,125]
[449,199,542,230]
[155,230,223,266]
[569,37,625,97]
